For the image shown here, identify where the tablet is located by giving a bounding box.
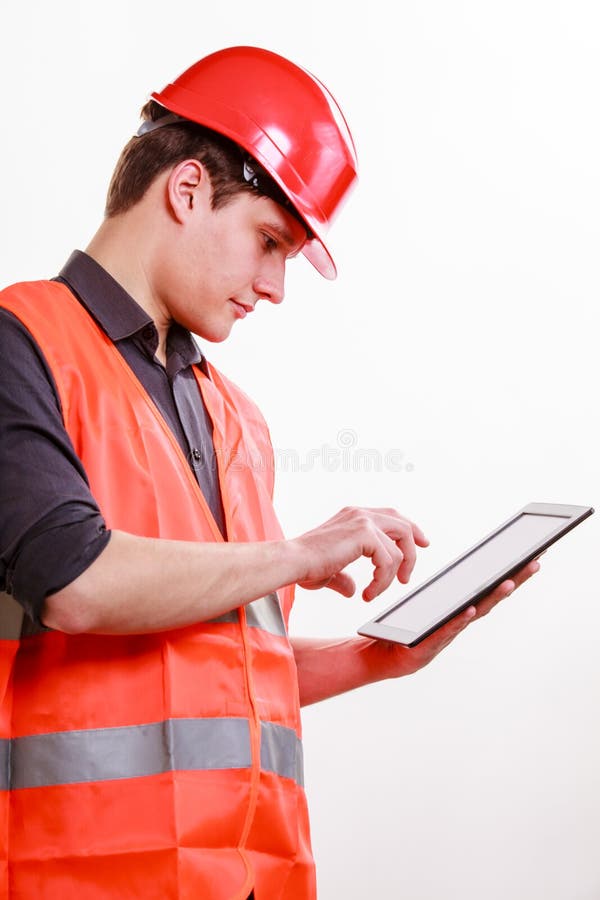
[357,502,593,647]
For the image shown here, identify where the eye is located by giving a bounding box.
[261,232,279,253]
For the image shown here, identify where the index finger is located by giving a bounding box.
[363,509,428,545]
[364,510,428,583]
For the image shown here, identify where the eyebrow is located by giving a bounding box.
[263,220,306,255]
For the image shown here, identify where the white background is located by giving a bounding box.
[1,1,599,897]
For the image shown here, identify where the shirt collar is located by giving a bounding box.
[56,250,206,373]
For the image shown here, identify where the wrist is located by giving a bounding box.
[274,536,307,586]
[358,636,413,682]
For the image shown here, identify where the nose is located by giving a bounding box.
[253,260,285,305]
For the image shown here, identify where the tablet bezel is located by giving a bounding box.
[357,502,594,647]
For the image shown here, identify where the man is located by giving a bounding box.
[0,46,538,898]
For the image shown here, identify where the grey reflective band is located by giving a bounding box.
[245,593,287,637]
[0,591,24,640]
[9,718,250,790]
[0,740,8,790]
[209,594,287,637]
[208,610,239,625]
[1,718,303,791]
[260,721,304,787]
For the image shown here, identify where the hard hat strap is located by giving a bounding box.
[242,157,313,239]
[136,113,187,137]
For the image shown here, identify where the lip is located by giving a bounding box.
[229,299,253,319]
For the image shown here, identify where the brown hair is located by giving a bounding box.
[105,100,258,217]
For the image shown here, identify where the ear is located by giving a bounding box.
[166,159,210,224]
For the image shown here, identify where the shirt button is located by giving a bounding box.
[142,325,155,341]
[191,448,202,461]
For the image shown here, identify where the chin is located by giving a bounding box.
[192,323,234,343]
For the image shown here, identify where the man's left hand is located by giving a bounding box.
[370,559,541,679]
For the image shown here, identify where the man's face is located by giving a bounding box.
[158,188,307,342]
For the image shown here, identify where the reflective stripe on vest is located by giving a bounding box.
[210,592,287,636]
[0,591,24,640]
[0,719,303,791]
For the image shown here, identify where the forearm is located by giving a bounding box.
[43,529,302,635]
[292,636,395,706]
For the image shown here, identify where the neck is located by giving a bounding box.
[85,213,170,365]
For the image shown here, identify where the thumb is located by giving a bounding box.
[324,572,356,597]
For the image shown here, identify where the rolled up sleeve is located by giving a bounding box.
[0,309,110,625]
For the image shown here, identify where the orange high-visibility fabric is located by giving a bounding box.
[0,281,315,899]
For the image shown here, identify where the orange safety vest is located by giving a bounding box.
[0,281,315,899]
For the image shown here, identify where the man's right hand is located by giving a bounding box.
[290,507,429,602]
[43,509,428,634]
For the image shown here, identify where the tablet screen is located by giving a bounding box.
[377,512,567,633]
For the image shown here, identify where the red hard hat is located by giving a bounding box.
[149,46,358,279]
